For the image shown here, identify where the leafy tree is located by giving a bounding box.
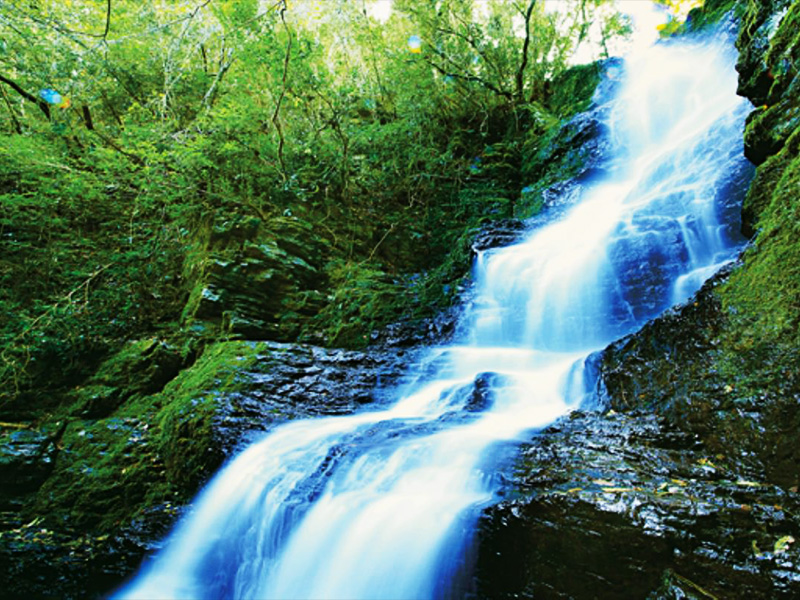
[0,0,629,406]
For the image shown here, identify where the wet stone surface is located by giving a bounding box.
[211,342,426,454]
[474,409,800,599]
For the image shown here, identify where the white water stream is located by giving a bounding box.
[116,32,752,600]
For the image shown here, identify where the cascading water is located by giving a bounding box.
[115,30,753,600]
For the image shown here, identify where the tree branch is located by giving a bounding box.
[272,1,292,181]
[515,0,537,102]
[0,73,50,119]
[81,105,95,130]
[434,25,506,85]
[102,0,112,40]
[425,50,513,100]
[202,46,234,110]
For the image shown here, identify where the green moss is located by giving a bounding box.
[685,0,742,31]
[31,340,269,531]
[711,136,800,484]
[301,260,411,348]
[740,149,793,234]
[763,0,800,69]
[545,62,603,119]
[720,139,800,346]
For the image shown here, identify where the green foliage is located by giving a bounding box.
[546,62,603,119]
[0,0,621,401]
[0,135,187,409]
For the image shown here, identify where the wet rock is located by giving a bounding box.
[471,220,528,255]
[464,373,499,413]
[213,342,415,442]
[369,300,462,348]
[0,426,64,503]
[597,258,800,491]
[0,504,188,600]
[599,265,732,416]
[474,410,800,598]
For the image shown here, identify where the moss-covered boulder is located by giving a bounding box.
[66,338,185,420]
[737,0,799,164]
[517,59,619,218]
[181,215,331,340]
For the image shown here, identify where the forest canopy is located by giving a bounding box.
[0,0,632,405]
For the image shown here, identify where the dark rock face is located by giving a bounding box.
[464,372,501,413]
[736,0,799,165]
[210,341,423,454]
[599,267,731,415]
[600,265,800,491]
[471,219,529,256]
[474,409,800,599]
[0,427,63,503]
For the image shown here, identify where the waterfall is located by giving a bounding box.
[115,31,752,600]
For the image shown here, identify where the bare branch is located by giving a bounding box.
[202,47,235,110]
[515,0,537,102]
[0,73,51,119]
[272,1,292,181]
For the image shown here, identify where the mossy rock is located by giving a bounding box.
[181,215,331,341]
[684,0,741,32]
[735,0,793,106]
[721,131,800,346]
[30,340,269,530]
[545,61,603,119]
[68,338,184,419]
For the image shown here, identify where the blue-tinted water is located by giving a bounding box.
[115,33,752,600]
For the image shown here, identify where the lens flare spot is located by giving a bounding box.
[39,88,63,105]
